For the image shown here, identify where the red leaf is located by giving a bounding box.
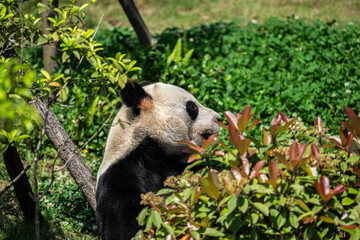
[289,141,308,162]
[238,138,251,156]
[275,119,296,135]
[279,111,288,123]
[311,143,320,160]
[345,132,354,151]
[314,180,325,201]
[274,152,292,171]
[327,136,343,148]
[237,105,253,133]
[207,133,218,143]
[262,129,272,145]
[314,117,323,132]
[240,156,250,176]
[231,165,242,183]
[271,113,281,126]
[340,224,358,230]
[208,169,220,189]
[222,176,235,194]
[224,111,239,131]
[246,118,261,134]
[202,133,218,149]
[214,151,225,156]
[339,124,351,147]
[344,106,360,136]
[188,154,202,163]
[228,124,240,149]
[351,165,360,178]
[216,120,228,130]
[330,184,345,199]
[241,105,252,119]
[249,160,265,180]
[320,176,330,197]
[268,160,279,187]
[178,140,203,152]
[302,216,316,224]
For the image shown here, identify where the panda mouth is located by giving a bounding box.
[201,130,214,140]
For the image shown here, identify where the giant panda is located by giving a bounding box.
[96,81,221,240]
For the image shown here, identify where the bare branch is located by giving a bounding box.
[0,164,31,198]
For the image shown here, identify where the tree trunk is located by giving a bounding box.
[117,0,153,47]
[33,98,97,211]
[42,0,59,73]
[3,145,37,223]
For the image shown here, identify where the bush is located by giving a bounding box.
[92,17,360,134]
[136,105,360,239]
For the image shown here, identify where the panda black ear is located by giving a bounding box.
[120,81,152,109]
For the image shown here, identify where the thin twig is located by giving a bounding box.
[0,165,31,198]
[56,105,115,173]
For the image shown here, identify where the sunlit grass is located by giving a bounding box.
[80,0,360,33]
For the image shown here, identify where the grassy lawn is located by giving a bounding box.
[81,0,360,33]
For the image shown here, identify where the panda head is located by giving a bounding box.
[120,81,221,150]
[98,81,221,178]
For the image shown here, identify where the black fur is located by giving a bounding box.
[96,137,188,240]
[186,101,199,120]
[120,81,152,116]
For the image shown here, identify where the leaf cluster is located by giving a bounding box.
[136,106,360,240]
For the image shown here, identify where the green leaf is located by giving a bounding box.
[304,226,313,240]
[289,212,299,229]
[137,207,148,225]
[228,195,237,214]
[62,52,69,63]
[199,177,219,199]
[238,196,248,214]
[156,188,175,195]
[150,210,161,229]
[60,88,67,102]
[295,199,311,212]
[13,134,30,142]
[41,70,51,80]
[203,227,225,237]
[162,222,174,236]
[182,49,194,66]
[190,230,200,240]
[342,197,355,206]
[251,213,259,224]
[277,209,287,228]
[351,227,360,240]
[253,202,269,216]
[174,38,182,63]
[129,67,142,72]
[84,29,94,38]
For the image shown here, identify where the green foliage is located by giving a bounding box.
[91,17,360,134]
[136,106,360,239]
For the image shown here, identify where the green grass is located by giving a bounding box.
[79,0,360,33]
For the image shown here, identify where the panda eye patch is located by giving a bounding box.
[186,101,198,120]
